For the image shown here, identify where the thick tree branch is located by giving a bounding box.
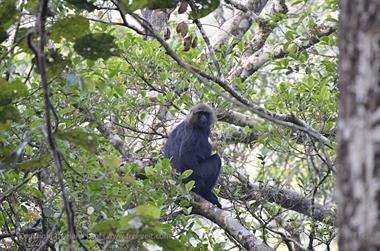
[243,0,288,56]
[192,195,274,251]
[211,0,269,47]
[225,173,336,225]
[229,25,336,82]
[218,109,262,127]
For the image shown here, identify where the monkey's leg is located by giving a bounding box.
[200,154,221,190]
[200,191,222,208]
[195,154,222,208]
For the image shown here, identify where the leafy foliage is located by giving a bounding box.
[74,33,118,60]
[188,0,220,19]
[0,78,28,105]
[0,0,338,250]
[65,0,97,12]
[50,15,90,42]
[121,0,178,12]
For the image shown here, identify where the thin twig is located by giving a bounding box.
[36,210,64,251]
[30,0,75,249]
[0,170,40,204]
[59,151,107,182]
[111,0,145,36]
[189,0,223,80]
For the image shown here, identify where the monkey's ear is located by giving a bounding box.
[184,110,193,124]
[209,116,216,128]
[210,108,217,125]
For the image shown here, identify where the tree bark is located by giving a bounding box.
[337,0,380,250]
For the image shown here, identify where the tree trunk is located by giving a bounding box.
[337,0,380,250]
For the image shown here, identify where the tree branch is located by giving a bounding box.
[229,25,336,82]
[243,0,288,56]
[30,0,75,248]
[218,109,262,127]
[0,228,42,239]
[226,173,336,225]
[211,0,269,48]
[192,195,274,251]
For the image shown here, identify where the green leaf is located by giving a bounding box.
[134,204,161,220]
[320,85,329,100]
[0,78,28,106]
[145,165,155,177]
[288,44,298,58]
[166,91,174,101]
[0,105,21,126]
[326,16,338,23]
[121,0,177,12]
[244,126,250,135]
[160,158,172,169]
[50,15,90,42]
[102,155,121,170]
[17,155,51,172]
[58,106,75,115]
[0,0,19,30]
[285,31,296,41]
[124,175,137,186]
[13,27,30,51]
[0,29,9,43]
[118,214,135,230]
[179,169,193,180]
[189,0,220,19]
[74,33,118,60]
[298,51,309,62]
[154,236,191,251]
[46,51,70,78]
[292,0,305,6]
[57,128,99,153]
[91,219,119,233]
[185,180,195,191]
[157,93,164,104]
[320,36,329,43]
[65,0,97,12]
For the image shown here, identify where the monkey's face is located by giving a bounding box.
[186,103,216,129]
[194,111,212,128]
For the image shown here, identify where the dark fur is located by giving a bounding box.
[164,104,222,208]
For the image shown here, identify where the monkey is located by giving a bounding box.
[164,103,222,208]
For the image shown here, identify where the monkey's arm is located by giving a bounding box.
[177,140,205,182]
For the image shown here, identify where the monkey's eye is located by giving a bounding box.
[198,112,209,118]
